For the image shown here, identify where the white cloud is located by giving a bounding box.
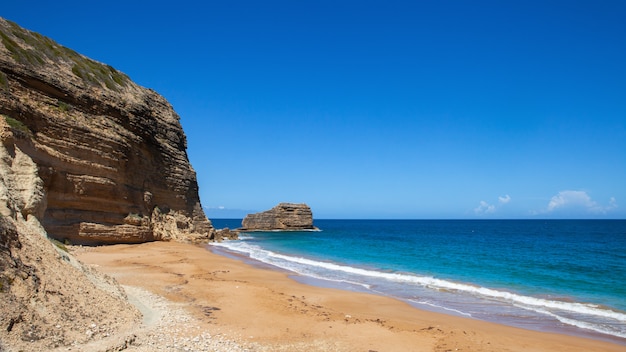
[474,200,496,215]
[545,190,618,214]
[474,194,511,216]
[498,194,511,204]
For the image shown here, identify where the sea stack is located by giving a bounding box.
[241,203,317,231]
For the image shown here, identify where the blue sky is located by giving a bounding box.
[3,1,625,219]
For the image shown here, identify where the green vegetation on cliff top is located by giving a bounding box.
[0,19,129,91]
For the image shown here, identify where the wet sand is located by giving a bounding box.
[75,241,625,352]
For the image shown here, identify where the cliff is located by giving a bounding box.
[0,17,213,244]
[0,17,224,350]
[241,203,317,231]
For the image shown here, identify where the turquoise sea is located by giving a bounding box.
[210,219,626,344]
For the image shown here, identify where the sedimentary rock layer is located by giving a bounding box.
[241,203,316,231]
[0,17,213,244]
[1,113,142,350]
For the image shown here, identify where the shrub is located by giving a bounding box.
[3,115,31,135]
[71,60,130,91]
[2,20,130,91]
[57,100,73,113]
[0,71,8,90]
[0,30,45,66]
[49,238,69,253]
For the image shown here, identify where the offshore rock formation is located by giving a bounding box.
[0,17,214,244]
[241,203,317,231]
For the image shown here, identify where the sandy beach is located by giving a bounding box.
[73,241,624,352]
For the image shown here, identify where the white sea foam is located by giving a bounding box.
[236,234,255,240]
[211,240,626,338]
[528,306,626,339]
[409,299,473,317]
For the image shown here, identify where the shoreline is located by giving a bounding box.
[75,241,625,351]
[210,243,626,346]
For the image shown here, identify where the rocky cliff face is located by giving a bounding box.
[0,17,213,244]
[1,111,141,350]
[241,203,316,231]
[0,17,219,350]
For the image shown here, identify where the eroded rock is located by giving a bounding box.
[241,203,317,231]
[0,17,212,244]
[0,122,141,351]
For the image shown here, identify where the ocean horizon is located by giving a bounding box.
[209,219,626,345]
